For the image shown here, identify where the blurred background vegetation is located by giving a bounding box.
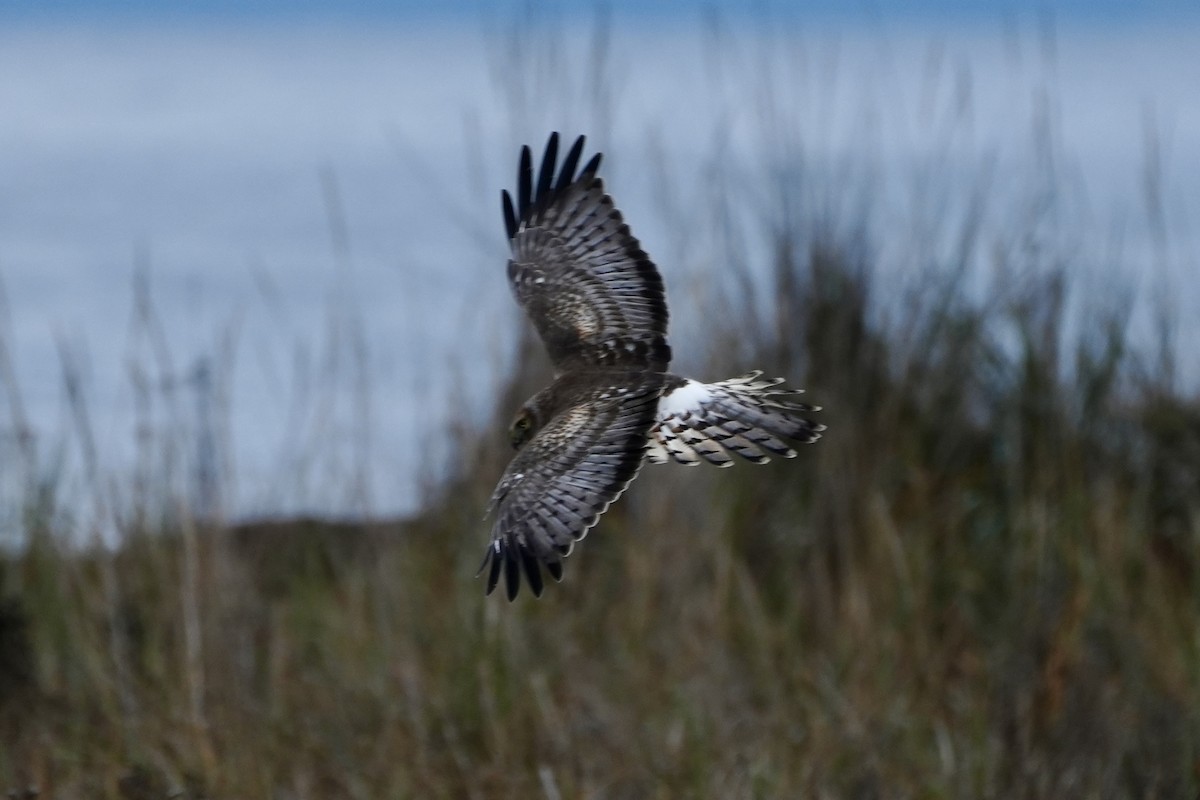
[1,3,1199,798]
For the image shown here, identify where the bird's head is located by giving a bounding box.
[508,406,538,450]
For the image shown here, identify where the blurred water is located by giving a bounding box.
[0,17,1196,529]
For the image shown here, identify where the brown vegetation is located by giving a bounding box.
[2,209,1198,796]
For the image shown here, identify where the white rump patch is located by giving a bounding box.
[656,379,713,420]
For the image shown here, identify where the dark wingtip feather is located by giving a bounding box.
[481,539,556,599]
[518,145,533,219]
[501,190,517,240]
[536,132,559,205]
[504,544,521,601]
[521,546,544,597]
[580,151,602,178]
[557,136,586,191]
[483,545,502,596]
[507,135,598,233]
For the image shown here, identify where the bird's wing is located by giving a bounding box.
[503,133,671,372]
[480,373,663,600]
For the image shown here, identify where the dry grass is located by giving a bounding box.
[2,218,1197,796]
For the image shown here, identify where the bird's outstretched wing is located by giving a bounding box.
[479,373,664,601]
[503,133,671,372]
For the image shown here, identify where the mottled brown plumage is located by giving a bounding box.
[482,370,664,598]
[480,134,824,600]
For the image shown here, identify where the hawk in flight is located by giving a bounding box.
[480,133,824,600]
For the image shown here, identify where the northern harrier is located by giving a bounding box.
[480,133,823,600]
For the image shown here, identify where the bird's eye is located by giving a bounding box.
[509,413,534,450]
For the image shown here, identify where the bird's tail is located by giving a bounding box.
[647,371,824,467]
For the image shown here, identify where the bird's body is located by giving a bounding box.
[480,133,824,600]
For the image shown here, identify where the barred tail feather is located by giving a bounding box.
[649,371,824,467]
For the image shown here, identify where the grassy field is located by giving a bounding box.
[2,18,1199,800]
[2,216,1198,797]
